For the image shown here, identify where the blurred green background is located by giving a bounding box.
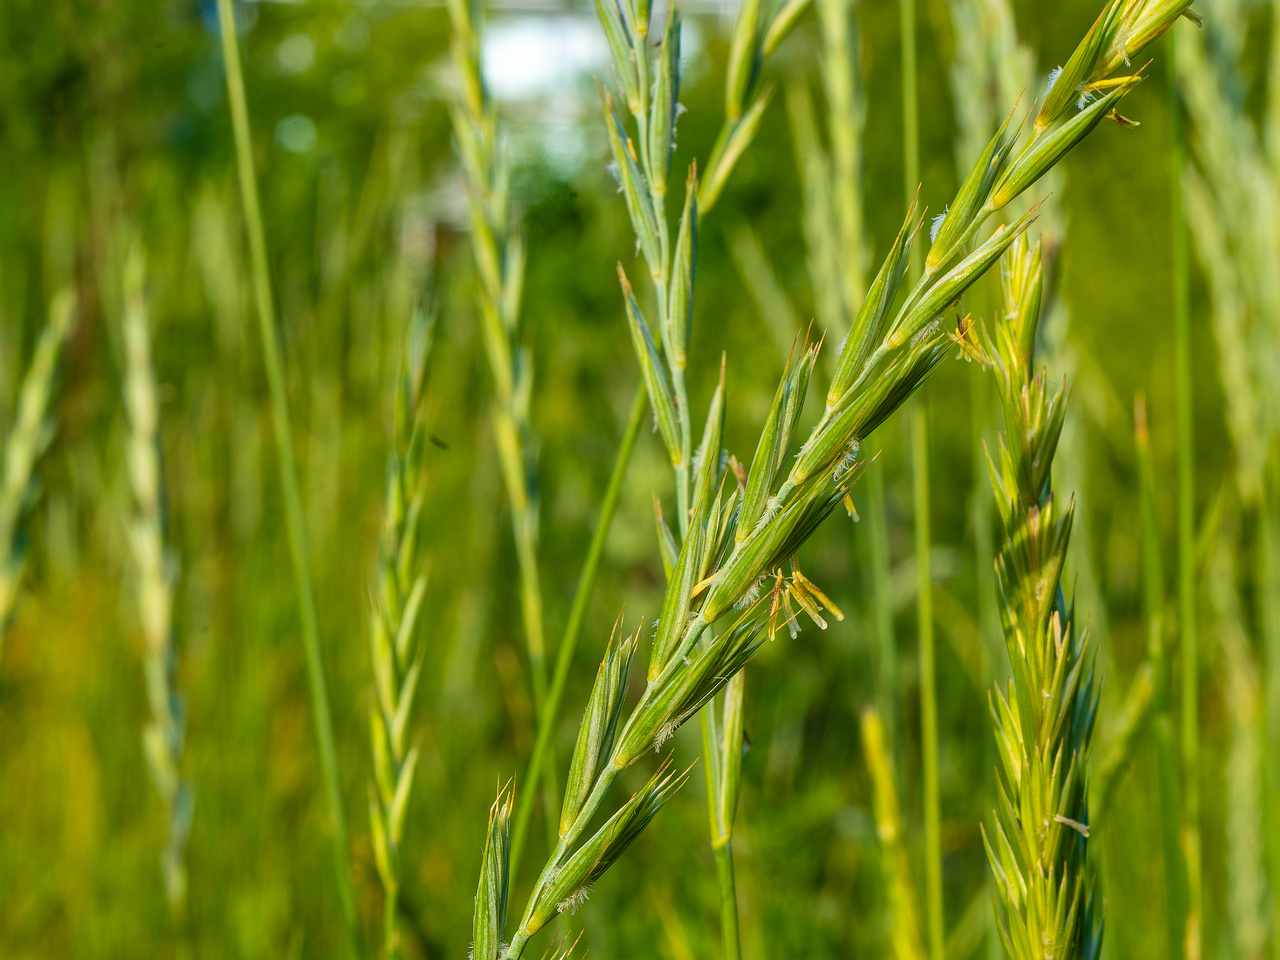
[0,0,1268,957]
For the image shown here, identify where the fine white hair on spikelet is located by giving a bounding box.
[735,574,768,610]
[557,885,592,915]
[930,207,949,243]
[832,442,860,480]
[654,721,679,751]
[1045,65,1063,95]
[753,495,782,535]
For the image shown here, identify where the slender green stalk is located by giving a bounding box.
[713,844,742,960]
[1207,513,1269,960]
[704,671,746,960]
[122,244,193,921]
[214,1,359,950]
[901,2,941,956]
[913,399,943,960]
[445,0,557,839]
[862,706,928,960]
[1169,29,1201,960]
[900,0,920,228]
[819,0,868,313]
[509,384,647,883]
[0,289,74,654]
[867,457,898,746]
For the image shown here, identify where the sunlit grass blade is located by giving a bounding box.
[214,1,360,948]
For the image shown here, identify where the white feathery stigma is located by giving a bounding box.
[930,207,948,243]
[833,441,860,480]
[735,574,768,610]
[557,886,592,914]
[654,721,679,751]
[754,494,782,532]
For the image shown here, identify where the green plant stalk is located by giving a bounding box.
[862,706,928,960]
[215,1,359,951]
[819,0,867,315]
[901,0,941,956]
[702,670,746,960]
[913,399,943,960]
[509,384,648,882]
[900,0,920,223]
[701,713,739,960]
[713,841,742,960]
[867,457,898,746]
[1169,29,1201,960]
[1136,394,1188,958]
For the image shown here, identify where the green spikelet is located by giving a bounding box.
[981,236,1101,960]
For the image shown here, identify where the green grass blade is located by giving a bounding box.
[214,1,360,952]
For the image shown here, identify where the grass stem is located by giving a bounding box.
[862,706,927,960]
[1137,393,1188,957]
[899,0,920,218]
[509,384,648,883]
[1169,28,1201,960]
[866,457,898,747]
[713,841,742,960]
[912,400,943,960]
[215,2,359,951]
[901,2,940,956]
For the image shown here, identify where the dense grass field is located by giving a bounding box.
[0,0,1276,957]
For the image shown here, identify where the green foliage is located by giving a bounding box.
[0,1,1273,959]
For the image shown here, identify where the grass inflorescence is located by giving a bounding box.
[0,290,74,652]
[978,236,1101,960]
[367,299,435,957]
[121,245,193,917]
[468,1,1175,950]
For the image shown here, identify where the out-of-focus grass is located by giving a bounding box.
[0,0,1271,958]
